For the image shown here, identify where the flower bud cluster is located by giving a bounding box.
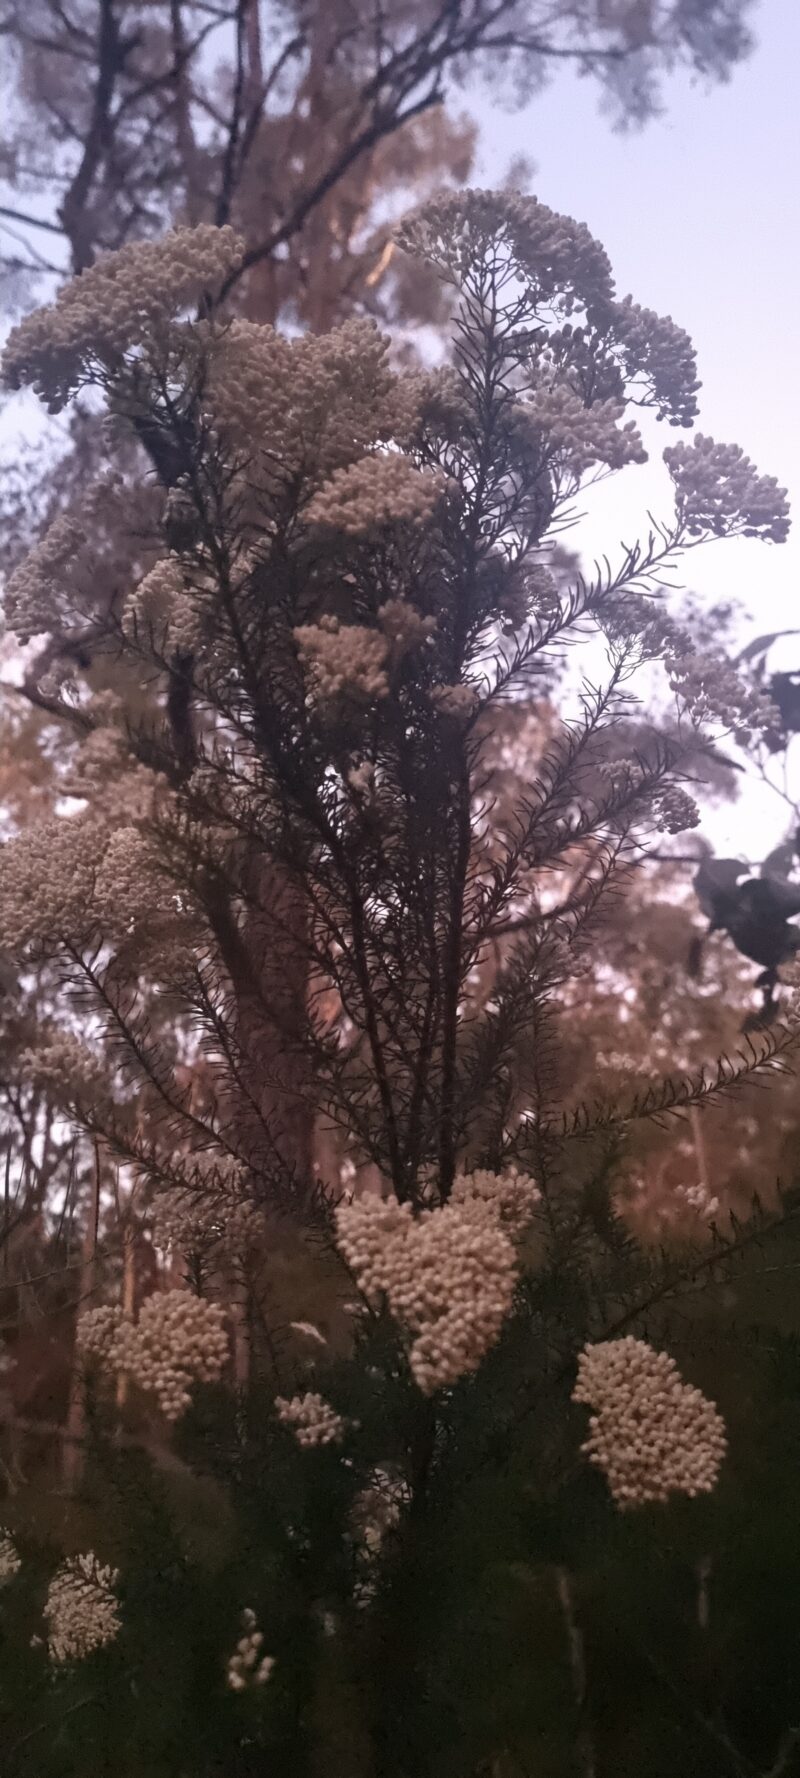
[207,315,411,483]
[335,1186,521,1395]
[306,454,445,534]
[294,616,389,707]
[451,1166,540,1239]
[523,383,646,476]
[0,813,104,953]
[44,1553,121,1663]
[17,1032,108,1109]
[664,434,790,543]
[3,512,87,642]
[226,1610,275,1690]
[668,649,779,743]
[396,190,614,322]
[2,224,244,409]
[77,1290,228,1420]
[652,786,700,834]
[153,1169,263,1259]
[0,1530,21,1584]
[397,191,700,429]
[377,597,438,661]
[429,683,481,721]
[274,1391,348,1448]
[123,557,203,656]
[573,1337,727,1509]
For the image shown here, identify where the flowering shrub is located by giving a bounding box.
[0,192,796,1778]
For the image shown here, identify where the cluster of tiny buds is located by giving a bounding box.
[274,1392,349,1448]
[450,1167,541,1239]
[305,454,444,534]
[335,1172,531,1395]
[44,1553,121,1664]
[293,616,389,707]
[663,434,790,544]
[652,785,701,834]
[226,1610,275,1690]
[429,683,481,722]
[573,1337,727,1510]
[77,1290,228,1421]
[0,1530,21,1584]
[668,649,780,744]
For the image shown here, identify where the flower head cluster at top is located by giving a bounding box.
[335,1168,540,1394]
[226,1610,275,1690]
[396,188,701,430]
[274,1391,348,1448]
[2,224,244,410]
[573,1337,727,1509]
[77,1289,228,1420]
[44,1553,121,1663]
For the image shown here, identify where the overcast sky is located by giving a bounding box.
[469,2,800,855]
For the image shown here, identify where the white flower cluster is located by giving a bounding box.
[0,813,103,953]
[522,383,646,477]
[294,616,389,707]
[429,683,481,722]
[377,598,437,661]
[77,1289,228,1420]
[153,1169,263,1260]
[0,1530,21,1584]
[668,649,778,743]
[207,315,420,484]
[274,1391,348,1448]
[93,824,183,946]
[451,1166,540,1239]
[123,557,203,656]
[397,190,700,429]
[664,434,790,543]
[44,1553,121,1663]
[306,454,445,534]
[3,512,86,642]
[652,786,701,834]
[396,189,613,320]
[573,1337,727,1509]
[226,1609,275,1690]
[351,1466,410,1559]
[335,1183,522,1395]
[17,1032,108,1108]
[2,224,244,409]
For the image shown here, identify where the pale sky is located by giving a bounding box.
[470,0,800,856]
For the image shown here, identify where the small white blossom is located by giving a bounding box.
[274,1391,348,1448]
[226,1610,275,1690]
[44,1553,121,1663]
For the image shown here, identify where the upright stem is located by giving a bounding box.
[556,1567,596,1778]
[63,1143,101,1490]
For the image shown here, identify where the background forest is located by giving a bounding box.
[1,3,800,1775]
